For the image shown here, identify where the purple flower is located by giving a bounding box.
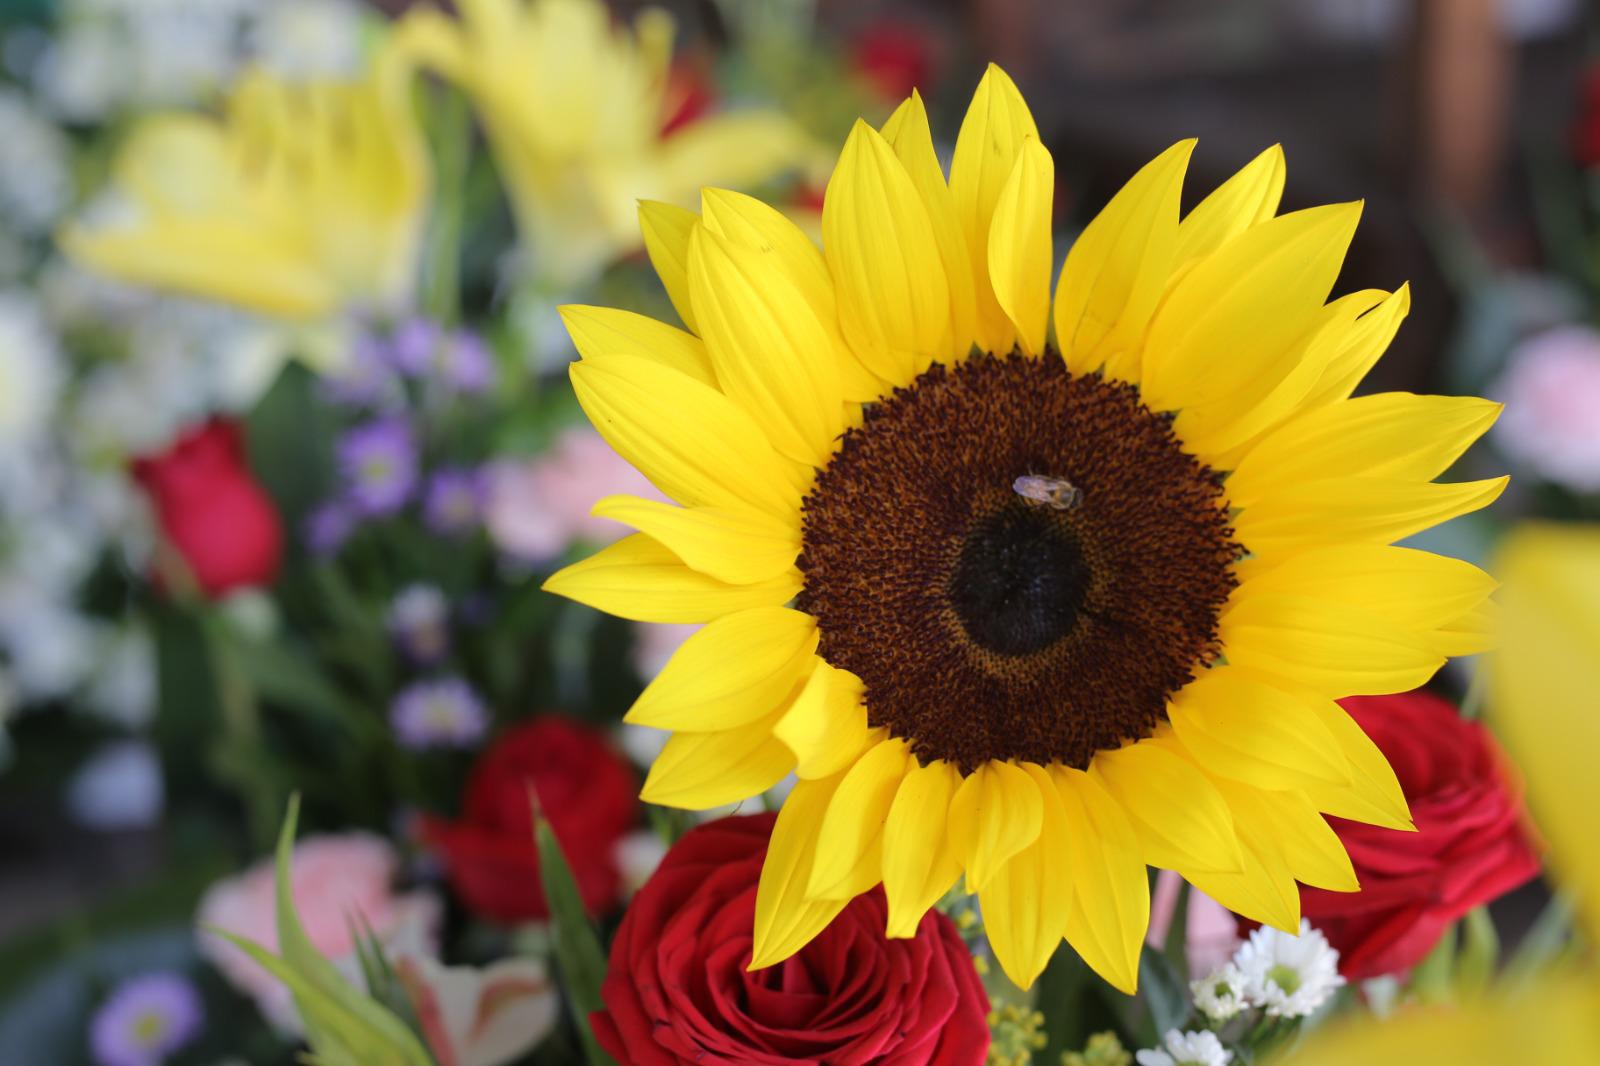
[337,417,418,515]
[89,972,203,1066]
[436,330,495,394]
[389,677,489,750]
[387,584,450,664]
[389,318,445,375]
[303,498,360,557]
[423,466,486,535]
[323,332,400,408]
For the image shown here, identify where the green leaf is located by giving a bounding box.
[1136,945,1191,1041]
[534,803,617,1066]
[1408,921,1458,1006]
[1161,878,1191,980]
[245,361,336,527]
[1454,906,1499,998]
[1504,893,1575,988]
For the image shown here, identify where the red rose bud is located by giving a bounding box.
[131,417,283,598]
[1300,691,1541,981]
[423,717,636,923]
[592,813,990,1065]
[851,20,934,103]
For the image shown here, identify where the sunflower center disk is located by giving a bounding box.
[797,352,1242,773]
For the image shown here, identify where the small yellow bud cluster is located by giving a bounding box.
[985,1000,1047,1066]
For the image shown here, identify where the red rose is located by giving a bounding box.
[131,417,282,598]
[1574,67,1600,169]
[423,717,637,923]
[851,21,934,103]
[1300,690,1540,981]
[592,813,990,1065]
[660,60,715,138]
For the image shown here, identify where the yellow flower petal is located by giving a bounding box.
[948,759,1045,892]
[1054,139,1192,381]
[1284,678,1412,831]
[688,224,846,466]
[624,606,816,731]
[950,64,1040,354]
[880,758,965,938]
[1172,143,1285,266]
[1235,475,1508,555]
[752,773,851,969]
[589,494,800,585]
[806,736,910,899]
[569,353,807,518]
[1220,593,1446,697]
[638,199,700,332]
[1091,738,1243,873]
[1166,669,1351,792]
[1211,775,1358,893]
[542,533,799,623]
[1299,284,1411,410]
[823,120,950,385]
[880,91,977,360]
[1053,767,1149,994]
[771,660,874,779]
[1141,201,1362,414]
[986,137,1054,356]
[640,713,795,809]
[1228,392,1503,507]
[558,304,716,386]
[979,763,1073,989]
[1182,819,1302,933]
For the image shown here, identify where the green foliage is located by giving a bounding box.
[534,806,617,1066]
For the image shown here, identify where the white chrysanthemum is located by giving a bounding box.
[0,91,73,234]
[1233,920,1346,1018]
[0,289,63,451]
[1136,1029,1233,1066]
[1190,962,1249,1022]
[247,0,367,79]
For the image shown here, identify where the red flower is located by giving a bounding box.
[592,813,990,1065]
[1300,691,1540,981]
[660,60,715,137]
[851,20,934,103]
[423,717,637,923]
[1574,66,1600,169]
[131,417,282,597]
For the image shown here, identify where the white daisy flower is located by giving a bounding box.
[1136,1029,1232,1066]
[1233,920,1346,1018]
[1190,962,1249,1022]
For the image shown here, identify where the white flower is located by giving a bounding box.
[247,0,368,79]
[66,740,164,830]
[1233,920,1346,1018]
[1190,962,1248,1022]
[395,955,559,1066]
[1136,1029,1232,1066]
[84,626,157,729]
[0,91,73,234]
[0,289,63,451]
[613,830,668,897]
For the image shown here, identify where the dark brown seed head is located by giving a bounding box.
[797,352,1241,772]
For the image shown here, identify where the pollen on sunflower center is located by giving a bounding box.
[797,352,1242,773]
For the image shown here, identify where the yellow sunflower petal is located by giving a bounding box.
[625,606,816,731]
[1212,776,1358,893]
[640,714,795,809]
[589,494,800,585]
[1091,738,1243,873]
[1053,767,1149,995]
[807,736,910,899]
[1299,283,1412,409]
[986,137,1054,356]
[1140,201,1362,414]
[823,120,950,385]
[772,660,874,779]
[688,224,845,466]
[980,763,1074,990]
[558,304,716,386]
[950,64,1039,354]
[638,199,699,332]
[752,773,851,969]
[880,91,977,360]
[569,353,807,518]
[1234,475,1508,554]
[1172,143,1285,266]
[880,758,965,938]
[1054,139,1192,381]
[948,759,1045,892]
[1219,593,1445,697]
[542,532,800,623]
[1285,680,1412,831]
[1166,669,1351,792]
[1181,816,1301,933]
[1228,392,1503,507]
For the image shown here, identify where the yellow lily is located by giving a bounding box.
[395,0,821,288]
[1290,523,1600,1063]
[60,40,430,321]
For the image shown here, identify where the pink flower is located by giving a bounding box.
[195,833,440,1030]
[1493,325,1600,491]
[1146,870,1241,979]
[483,427,662,562]
[397,955,559,1066]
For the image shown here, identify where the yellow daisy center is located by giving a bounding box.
[797,350,1241,772]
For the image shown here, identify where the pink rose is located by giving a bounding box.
[483,427,662,562]
[1146,869,1241,978]
[1493,325,1600,491]
[196,833,440,1030]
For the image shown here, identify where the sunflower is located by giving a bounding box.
[545,65,1505,992]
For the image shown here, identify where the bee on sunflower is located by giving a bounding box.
[546,65,1505,993]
